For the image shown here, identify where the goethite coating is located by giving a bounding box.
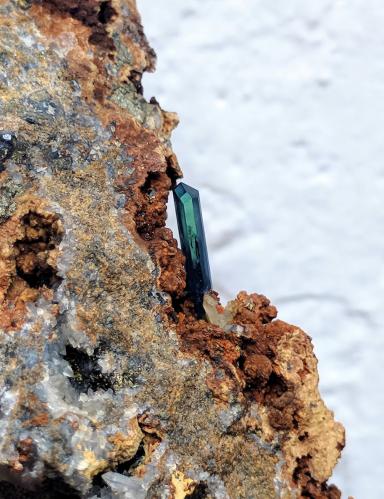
[0,1,345,498]
[173,182,212,316]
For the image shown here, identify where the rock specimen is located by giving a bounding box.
[0,1,345,498]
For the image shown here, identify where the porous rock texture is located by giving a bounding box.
[0,1,344,498]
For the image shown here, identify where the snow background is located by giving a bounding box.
[138,1,383,497]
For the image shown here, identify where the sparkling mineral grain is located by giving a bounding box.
[0,1,345,498]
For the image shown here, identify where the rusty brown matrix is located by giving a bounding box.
[0,1,345,498]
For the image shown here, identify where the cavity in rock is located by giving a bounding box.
[63,345,114,393]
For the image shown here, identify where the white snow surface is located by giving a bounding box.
[138,1,383,497]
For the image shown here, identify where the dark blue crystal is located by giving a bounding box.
[173,182,212,316]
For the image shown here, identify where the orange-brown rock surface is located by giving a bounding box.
[0,1,344,498]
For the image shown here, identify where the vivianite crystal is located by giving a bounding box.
[173,182,212,315]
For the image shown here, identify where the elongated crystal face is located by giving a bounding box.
[173,182,212,315]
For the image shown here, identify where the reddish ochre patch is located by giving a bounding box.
[177,309,242,403]
[135,171,171,239]
[177,293,303,431]
[293,455,342,499]
[10,438,36,473]
[232,291,278,325]
[22,413,50,427]
[176,293,288,408]
[0,208,63,332]
[242,352,272,388]
[178,314,240,369]
[134,169,186,297]
[149,228,185,297]
[32,0,117,51]
[112,120,186,299]
[176,292,342,498]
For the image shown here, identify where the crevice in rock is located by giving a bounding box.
[128,70,144,95]
[185,482,209,499]
[34,0,117,51]
[63,345,114,393]
[0,472,81,499]
[133,167,186,302]
[16,438,38,473]
[90,421,162,493]
[97,1,115,24]
[14,211,63,290]
[165,156,181,186]
[293,455,341,499]
[266,372,288,398]
[0,208,64,332]
[135,171,170,240]
[298,431,309,442]
[90,471,105,492]
[115,441,145,475]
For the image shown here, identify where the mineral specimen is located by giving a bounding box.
[173,182,212,317]
[0,1,345,498]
